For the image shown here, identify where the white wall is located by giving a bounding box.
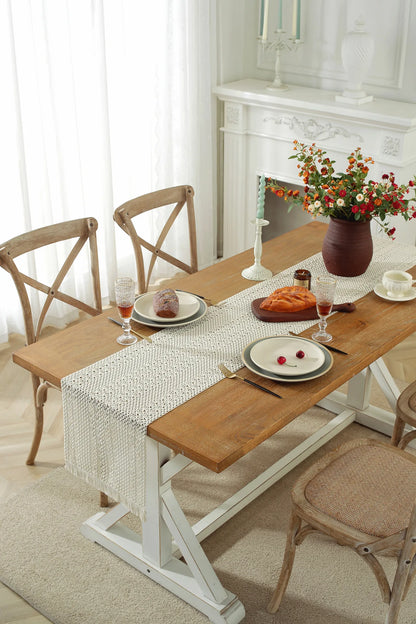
[217,0,416,103]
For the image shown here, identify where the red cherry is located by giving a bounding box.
[296,350,305,359]
[277,356,286,365]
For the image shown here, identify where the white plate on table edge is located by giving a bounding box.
[242,336,333,383]
[132,296,207,328]
[374,283,416,302]
[134,290,200,322]
[249,335,325,376]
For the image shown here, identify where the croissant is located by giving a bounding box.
[260,286,316,313]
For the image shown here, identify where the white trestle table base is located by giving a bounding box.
[80,357,398,623]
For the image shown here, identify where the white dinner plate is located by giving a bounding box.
[242,336,333,383]
[250,335,325,376]
[132,294,207,328]
[374,283,416,302]
[134,290,200,322]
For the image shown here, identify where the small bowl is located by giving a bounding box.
[382,270,416,298]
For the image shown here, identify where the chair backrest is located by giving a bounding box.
[113,185,198,294]
[0,217,102,345]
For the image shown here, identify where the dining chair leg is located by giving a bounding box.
[386,505,416,624]
[385,569,409,624]
[391,416,406,447]
[26,375,46,465]
[267,511,302,614]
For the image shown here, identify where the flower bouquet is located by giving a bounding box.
[266,141,416,238]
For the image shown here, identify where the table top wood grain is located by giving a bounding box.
[13,222,416,473]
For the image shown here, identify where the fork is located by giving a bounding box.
[218,363,282,398]
[175,290,223,307]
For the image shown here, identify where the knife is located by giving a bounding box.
[288,331,348,355]
[108,317,152,343]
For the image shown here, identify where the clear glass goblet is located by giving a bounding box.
[115,277,137,346]
[312,276,337,343]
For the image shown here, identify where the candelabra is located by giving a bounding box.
[261,30,302,91]
[241,219,273,281]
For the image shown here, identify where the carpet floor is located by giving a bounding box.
[1,408,415,624]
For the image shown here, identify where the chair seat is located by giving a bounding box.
[304,443,416,538]
[407,382,416,413]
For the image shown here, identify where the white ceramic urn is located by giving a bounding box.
[336,16,375,105]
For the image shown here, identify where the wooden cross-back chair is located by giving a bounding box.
[0,217,102,466]
[268,379,416,624]
[113,185,198,294]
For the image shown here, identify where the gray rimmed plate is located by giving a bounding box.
[132,294,208,328]
[242,335,333,382]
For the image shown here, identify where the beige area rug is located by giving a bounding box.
[1,408,416,624]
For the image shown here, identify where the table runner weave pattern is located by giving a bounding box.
[62,237,416,517]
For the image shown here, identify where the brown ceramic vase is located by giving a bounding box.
[321,216,373,277]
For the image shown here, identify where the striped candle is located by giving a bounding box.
[256,174,266,219]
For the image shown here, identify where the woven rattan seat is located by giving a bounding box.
[305,444,416,537]
[268,381,416,624]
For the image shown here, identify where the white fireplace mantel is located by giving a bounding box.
[214,79,416,258]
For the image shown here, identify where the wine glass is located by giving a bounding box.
[312,276,337,343]
[115,277,137,346]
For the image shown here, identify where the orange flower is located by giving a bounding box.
[276,189,284,198]
[293,190,300,197]
[374,197,382,206]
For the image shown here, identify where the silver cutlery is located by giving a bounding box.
[288,330,348,355]
[218,363,282,398]
[176,289,223,307]
[108,317,152,343]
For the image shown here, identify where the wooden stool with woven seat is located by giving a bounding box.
[268,428,416,623]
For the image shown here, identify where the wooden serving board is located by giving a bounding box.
[251,298,356,323]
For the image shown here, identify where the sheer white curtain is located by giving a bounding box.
[0,0,216,343]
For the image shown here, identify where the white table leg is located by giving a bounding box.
[81,437,245,624]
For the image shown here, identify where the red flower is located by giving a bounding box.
[339,189,347,197]
[387,227,396,237]
[351,205,359,213]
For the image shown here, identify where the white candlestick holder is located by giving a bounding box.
[260,30,303,91]
[241,218,273,281]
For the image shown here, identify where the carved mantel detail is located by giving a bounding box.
[225,103,243,129]
[382,136,401,157]
[263,115,363,143]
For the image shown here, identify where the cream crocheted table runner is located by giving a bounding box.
[62,237,416,517]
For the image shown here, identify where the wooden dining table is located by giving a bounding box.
[12,221,416,623]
